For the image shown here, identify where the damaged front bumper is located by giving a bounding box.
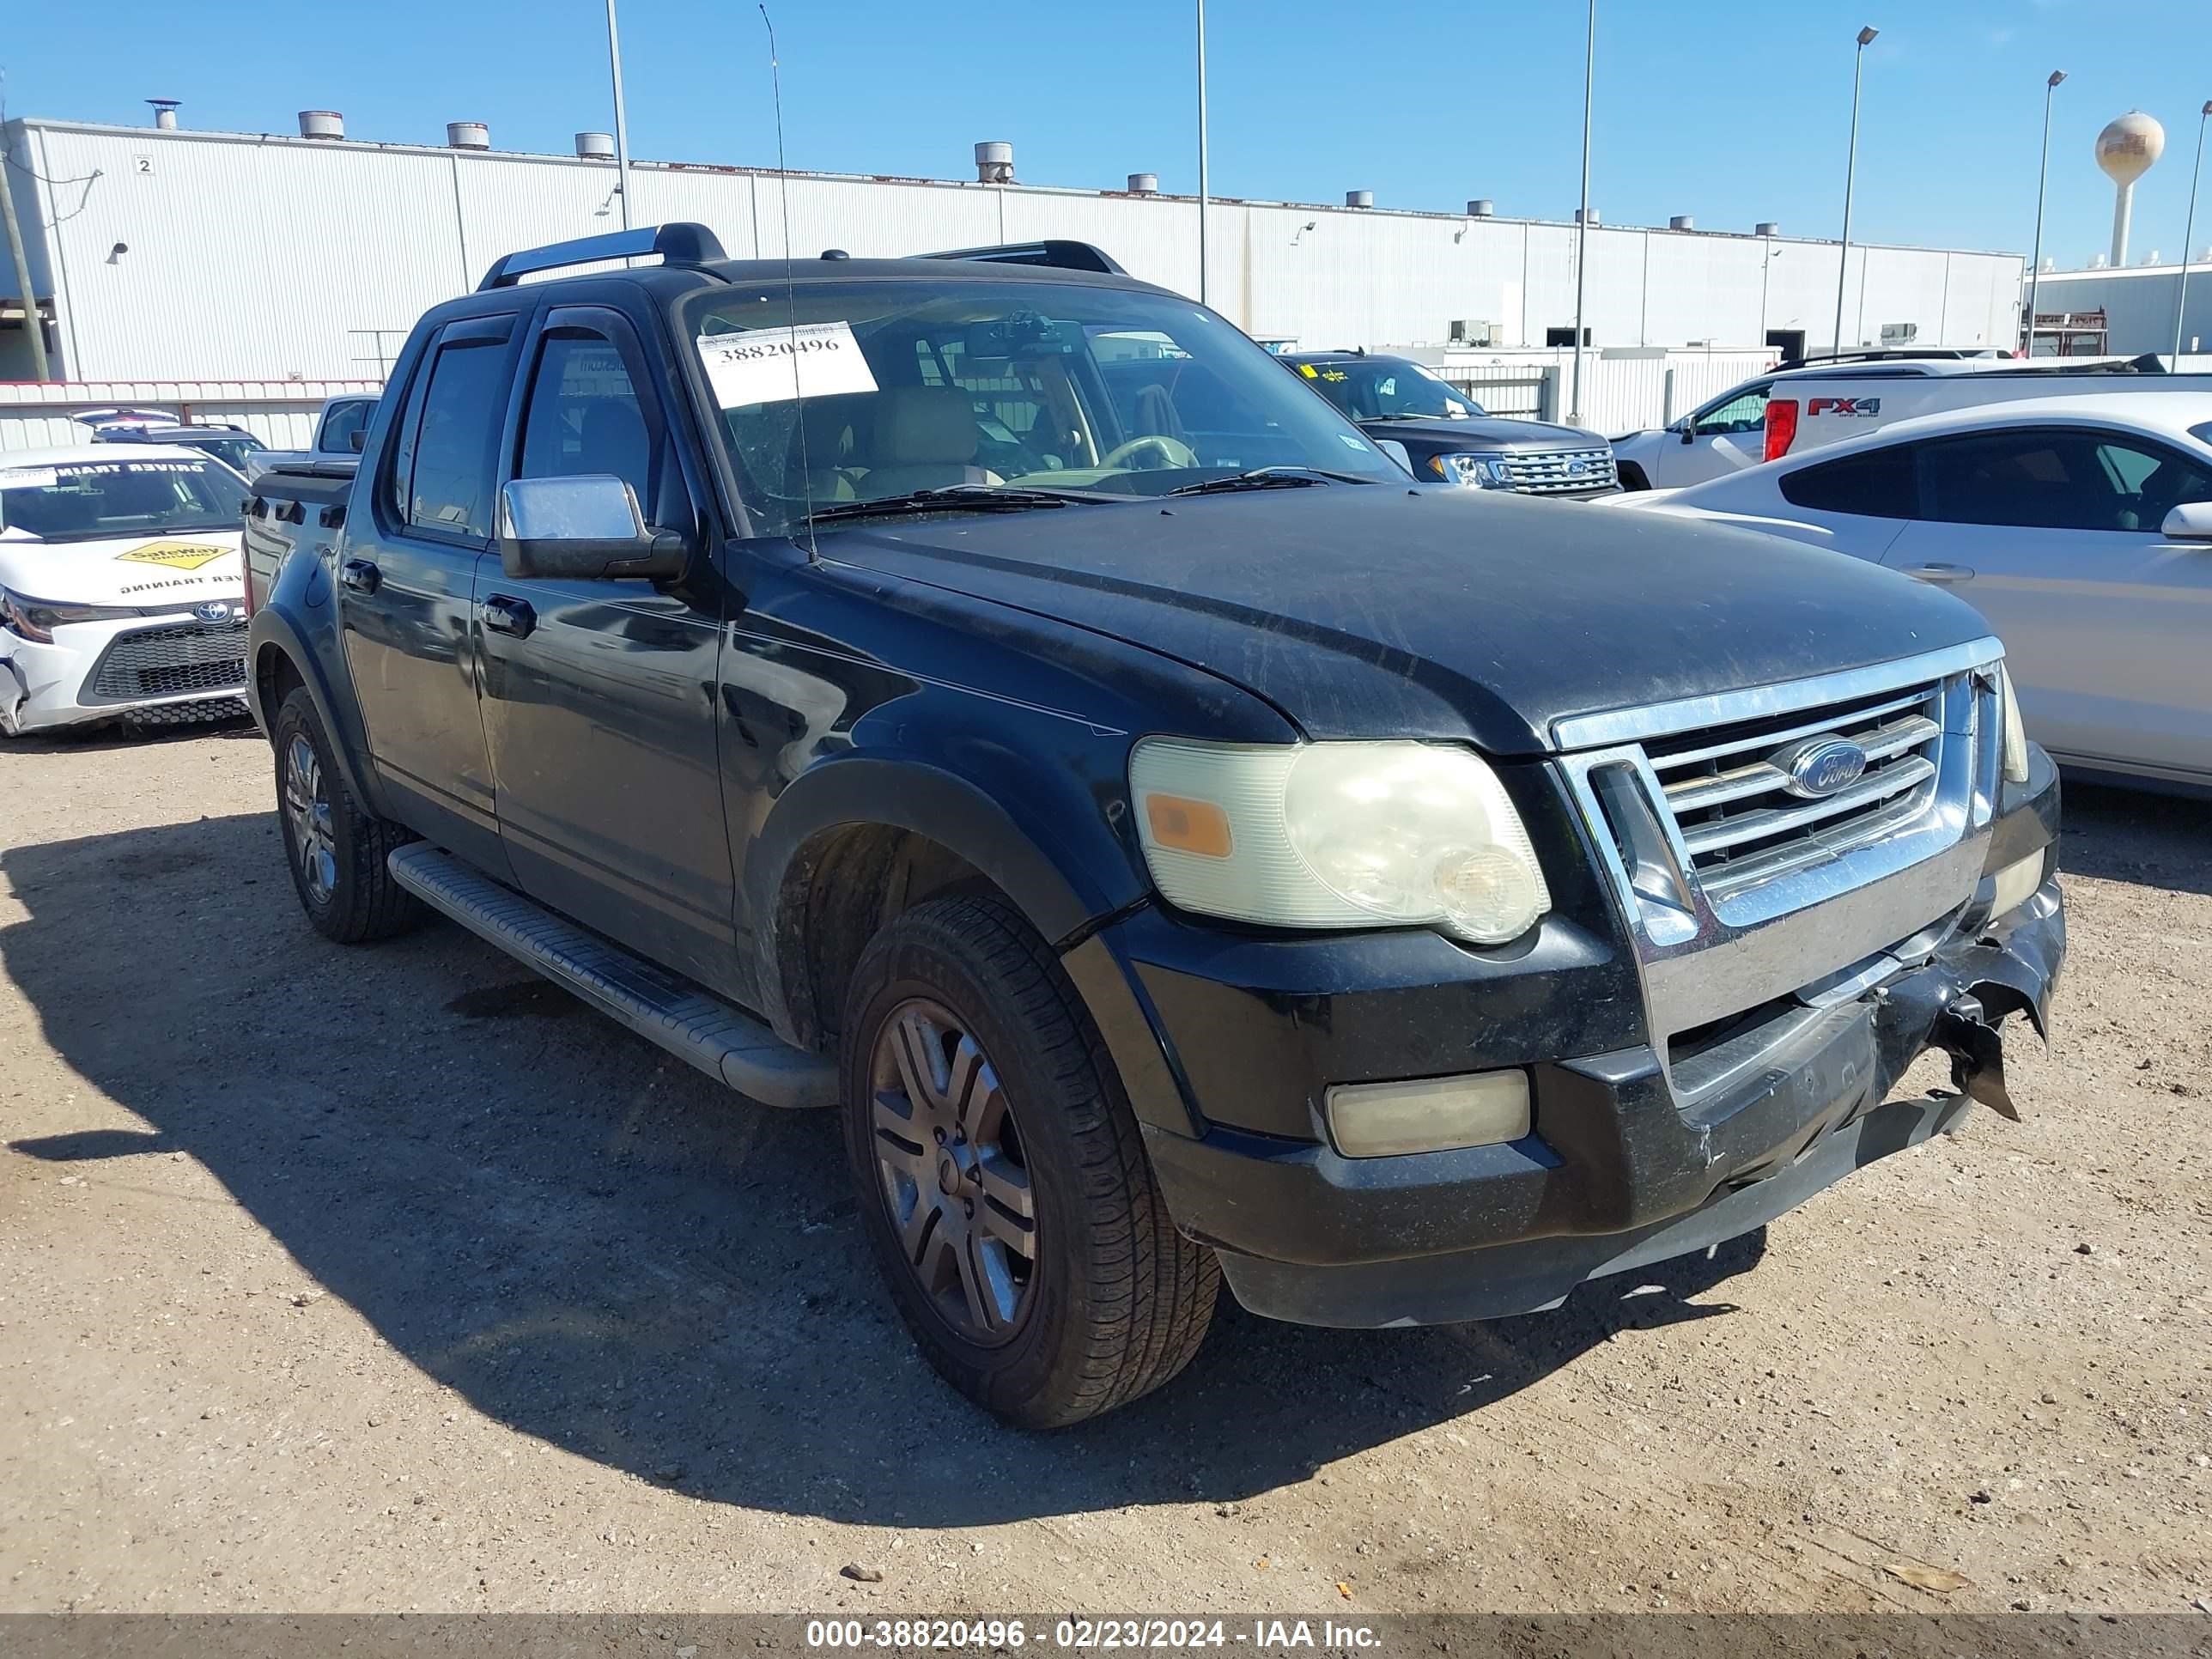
[1127,747,2066,1329]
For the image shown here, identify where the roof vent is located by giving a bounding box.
[146,98,180,131]
[1755,221,1781,236]
[574,131,617,160]
[975,141,1014,184]
[1127,172,1158,196]
[1346,189,1374,209]
[447,121,491,151]
[1467,198,1495,217]
[1668,214,1696,231]
[1575,208,1601,225]
[299,110,345,141]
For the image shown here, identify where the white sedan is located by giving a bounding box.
[1613,392,2212,793]
[0,445,252,736]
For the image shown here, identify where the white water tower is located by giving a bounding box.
[2096,112,2166,266]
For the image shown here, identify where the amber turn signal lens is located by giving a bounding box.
[1143,793,1234,859]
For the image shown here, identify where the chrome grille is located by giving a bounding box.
[82,619,248,705]
[1498,447,1618,494]
[1644,683,1946,902]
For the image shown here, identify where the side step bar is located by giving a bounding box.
[386,843,839,1109]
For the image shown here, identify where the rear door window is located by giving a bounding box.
[395,328,517,543]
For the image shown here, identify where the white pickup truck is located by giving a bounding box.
[246,393,380,477]
[1761,357,2209,467]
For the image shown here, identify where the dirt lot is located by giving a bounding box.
[1,720,2207,1617]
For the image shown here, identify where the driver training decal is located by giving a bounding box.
[696,321,878,409]
[114,541,231,571]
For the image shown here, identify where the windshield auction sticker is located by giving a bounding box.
[0,468,61,490]
[113,541,231,571]
[696,321,878,408]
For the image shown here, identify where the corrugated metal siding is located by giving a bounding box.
[0,380,381,451]
[10,120,2023,380]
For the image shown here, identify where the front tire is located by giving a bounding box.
[271,685,422,944]
[841,895,1218,1427]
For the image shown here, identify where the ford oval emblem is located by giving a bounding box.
[1774,734,1869,799]
[191,600,234,625]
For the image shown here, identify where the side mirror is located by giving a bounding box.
[1679,424,1697,444]
[496,475,687,580]
[2161,501,2212,541]
[349,428,366,453]
[1371,437,1414,475]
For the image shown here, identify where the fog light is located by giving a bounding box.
[1325,1071,1531,1158]
[1989,850,2045,918]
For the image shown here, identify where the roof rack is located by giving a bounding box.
[914,240,1127,275]
[477,222,727,291]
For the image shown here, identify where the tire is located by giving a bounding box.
[270,685,422,944]
[841,894,1218,1427]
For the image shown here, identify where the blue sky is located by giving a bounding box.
[6,0,2209,267]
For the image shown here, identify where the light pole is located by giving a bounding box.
[1568,0,1595,422]
[605,0,635,232]
[1833,25,1877,354]
[2175,100,2211,362]
[1195,0,1210,307]
[2025,70,2065,356]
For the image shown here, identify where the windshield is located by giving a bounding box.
[0,458,244,544]
[680,279,1402,535]
[1294,356,1487,421]
[183,436,264,473]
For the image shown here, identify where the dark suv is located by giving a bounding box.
[243,226,2064,1426]
[1284,351,1620,496]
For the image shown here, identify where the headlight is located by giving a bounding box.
[1431,451,1515,489]
[1129,738,1552,945]
[0,587,143,643]
[1998,664,2030,786]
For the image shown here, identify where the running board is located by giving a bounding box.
[386,843,838,1109]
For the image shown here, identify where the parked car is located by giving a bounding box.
[1282,351,1619,495]
[1612,355,2182,491]
[1612,392,2212,793]
[250,393,379,475]
[244,223,2065,1426]
[1609,357,2022,491]
[96,421,270,479]
[0,445,249,735]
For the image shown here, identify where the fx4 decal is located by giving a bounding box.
[1807,397,1882,417]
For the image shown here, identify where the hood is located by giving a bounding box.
[812,486,1990,755]
[1359,415,1603,449]
[0,532,244,606]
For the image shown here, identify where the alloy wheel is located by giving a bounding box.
[282,733,337,905]
[867,998,1038,1345]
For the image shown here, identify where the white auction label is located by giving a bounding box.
[0,468,61,489]
[696,322,878,409]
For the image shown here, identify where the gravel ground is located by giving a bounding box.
[1,718,2207,1617]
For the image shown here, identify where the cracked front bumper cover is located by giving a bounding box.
[1139,878,2065,1330]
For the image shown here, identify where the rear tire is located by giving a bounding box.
[271,685,422,944]
[840,894,1218,1427]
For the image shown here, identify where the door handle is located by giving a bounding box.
[338,558,381,594]
[1899,562,1976,584]
[480,594,537,639]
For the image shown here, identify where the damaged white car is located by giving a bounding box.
[1,445,251,736]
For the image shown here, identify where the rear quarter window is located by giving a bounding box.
[1778,443,1918,517]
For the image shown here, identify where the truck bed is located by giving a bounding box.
[243,465,356,615]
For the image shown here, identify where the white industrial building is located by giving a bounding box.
[2027,261,2212,356]
[3,111,2025,384]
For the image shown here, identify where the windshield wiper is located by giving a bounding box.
[802,484,1113,526]
[1165,465,1374,496]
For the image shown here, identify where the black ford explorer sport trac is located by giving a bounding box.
[242,226,2065,1426]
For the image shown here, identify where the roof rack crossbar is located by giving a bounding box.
[914,239,1127,275]
[477,222,727,291]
